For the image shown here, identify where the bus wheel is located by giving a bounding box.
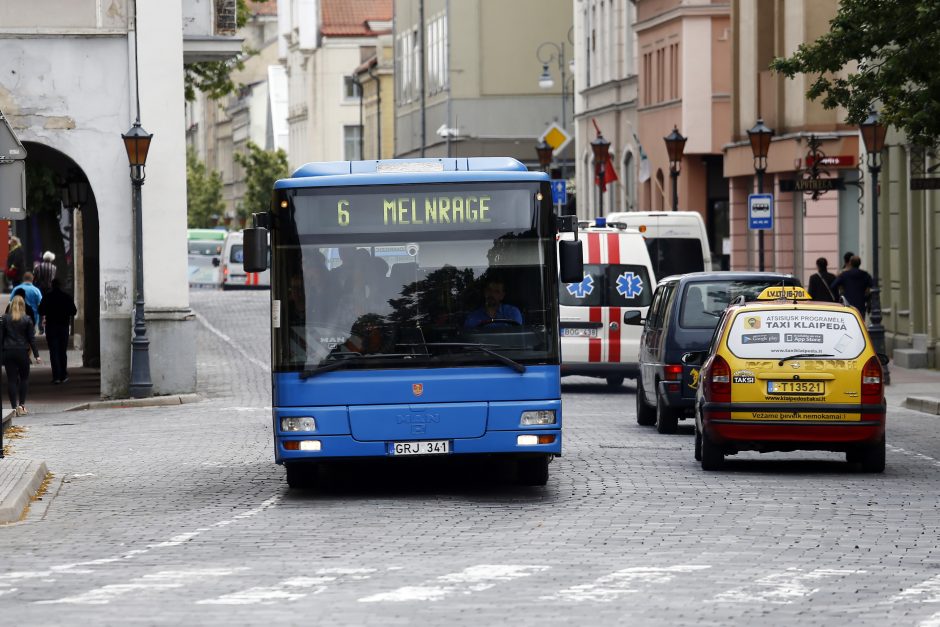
[285,462,319,490]
[517,456,549,486]
[606,376,624,387]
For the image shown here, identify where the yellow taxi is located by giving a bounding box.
[689,286,887,472]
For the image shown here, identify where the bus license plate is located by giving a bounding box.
[767,381,824,394]
[562,328,597,338]
[392,440,450,456]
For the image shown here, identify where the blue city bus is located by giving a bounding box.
[243,158,582,488]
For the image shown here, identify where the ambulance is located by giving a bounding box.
[558,218,657,386]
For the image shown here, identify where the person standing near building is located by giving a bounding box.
[2,295,41,416]
[5,235,25,290]
[10,272,43,327]
[808,257,837,302]
[38,278,77,384]
[830,255,872,317]
[32,251,57,294]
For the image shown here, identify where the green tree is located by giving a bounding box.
[771,0,940,146]
[234,141,289,225]
[186,147,225,228]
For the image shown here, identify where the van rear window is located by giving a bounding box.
[560,264,653,308]
[726,309,866,359]
[230,244,244,264]
[646,238,704,277]
[679,280,800,329]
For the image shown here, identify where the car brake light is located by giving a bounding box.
[708,355,731,403]
[861,355,883,404]
[664,364,683,381]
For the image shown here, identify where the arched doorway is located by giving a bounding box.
[14,142,100,377]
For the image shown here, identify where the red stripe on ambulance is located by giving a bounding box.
[589,306,602,363]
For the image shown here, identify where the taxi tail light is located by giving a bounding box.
[707,355,731,402]
[664,364,683,381]
[861,356,883,405]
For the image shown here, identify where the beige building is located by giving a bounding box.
[393,0,572,165]
[353,34,395,160]
[634,0,732,266]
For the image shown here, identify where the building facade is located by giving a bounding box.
[353,33,395,160]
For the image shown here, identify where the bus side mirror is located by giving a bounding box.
[559,240,584,284]
[243,227,269,272]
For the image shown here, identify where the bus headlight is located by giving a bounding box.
[521,410,556,426]
[281,416,316,432]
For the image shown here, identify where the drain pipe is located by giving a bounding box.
[367,62,380,158]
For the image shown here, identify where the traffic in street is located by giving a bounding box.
[2,289,940,625]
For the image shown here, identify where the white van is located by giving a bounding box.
[221,230,270,290]
[558,218,657,386]
[604,211,713,278]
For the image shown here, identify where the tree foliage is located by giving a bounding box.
[183,0,263,101]
[770,0,940,146]
[186,147,225,228]
[233,141,289,225]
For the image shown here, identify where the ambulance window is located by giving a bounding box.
[605,265,653,308]
[559,265,604,306]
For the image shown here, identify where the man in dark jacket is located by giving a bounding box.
[37,278,77,384]
[830,255,872,317]
[808,257,837,302]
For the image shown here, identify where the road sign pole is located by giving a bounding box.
[757,169,765,271]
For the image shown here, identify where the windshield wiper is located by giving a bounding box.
[300,353,415,379]
[399,342,527,374]
[777,353,834,366]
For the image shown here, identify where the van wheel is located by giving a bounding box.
[606,376,624,387]
[694,425,703,461]
[700,431,724,471]
[285,463,319,490]
[655,394,679,434]
[635,375,656,426]
[517,456,549,486]
[860,438,886,473]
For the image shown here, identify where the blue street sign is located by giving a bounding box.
[551,179,567,205]
[748,193,774,230]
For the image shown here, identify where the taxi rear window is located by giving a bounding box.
[725,309,866,360]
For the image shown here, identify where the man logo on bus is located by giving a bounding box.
[745,316,761,330]
[412,383,424,397]
[615,272,643,298]
[566,274,594,298]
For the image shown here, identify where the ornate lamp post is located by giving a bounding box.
[535,140,554,173]
[537,30,573,180]
[747,118,774,271]
[122,121,154,398]
[663,126,687,211]
[591,132,611,216]
[859,108,890,382]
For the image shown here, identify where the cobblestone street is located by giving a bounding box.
[1,289,939,626]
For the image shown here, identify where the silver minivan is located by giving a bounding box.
[221,230,270,290]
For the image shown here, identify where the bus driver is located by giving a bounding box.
[464,277,523,329]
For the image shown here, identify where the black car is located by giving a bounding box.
[628,272,801,434]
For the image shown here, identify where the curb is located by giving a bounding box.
[67,393,202,412]
[0,459,48,523]
[903,396,940,415]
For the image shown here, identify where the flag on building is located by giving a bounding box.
[592,119,619,193]
[633,131,651,182]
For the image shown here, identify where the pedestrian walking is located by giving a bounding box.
[830,255,872,317]
[5,235,25,289]
[32,251,57,294]
[840,251,854,274]
[10,271,43,327]
[808,257,837,302]
[38,278,76,384]
[1,295,41,416]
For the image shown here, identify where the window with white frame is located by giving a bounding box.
[426,13,448,94]
[344,125,362,161]
[344,76,361,100]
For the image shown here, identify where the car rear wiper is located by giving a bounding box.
[300,353,415,379]
[399,342,526,374]
[777,353,834,366]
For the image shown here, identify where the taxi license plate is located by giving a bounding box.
[391,440,450,456]
[767,380,824,395]
[562,328,597,338]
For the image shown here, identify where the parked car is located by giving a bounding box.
[559,218,656,386]
[221,230,270,290]
[630,272,800,433]
[688,286,887,472]
[604,211,713,276]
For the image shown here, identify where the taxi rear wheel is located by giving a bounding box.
[635,375,656,426]
[655,394,679,434]
[859,438,886,473]
[700,431,724,470]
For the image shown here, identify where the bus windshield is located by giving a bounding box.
[272,181,559,373]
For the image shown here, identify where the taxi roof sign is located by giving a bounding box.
[756,286,810,300]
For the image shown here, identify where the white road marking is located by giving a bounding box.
[887,445,940,468]
[195,312,270,372]
[711,568,866,604]
[198,568,376,605]
[37,568,247,605]
[888,573,940,604]
[543,565,710,602]
[358,565,550,603]
[920,611,940,627]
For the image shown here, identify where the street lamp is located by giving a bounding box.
[859,108,890,382]
[591,132,611,216]
[535,140,554,172]
[747,118,774,271]
[663,126,687,212]
[537,29,573,179]
[121,120,154,398]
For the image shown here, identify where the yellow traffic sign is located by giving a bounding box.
[540,122,571,152]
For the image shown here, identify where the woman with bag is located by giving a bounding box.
[2,295,41,416]
[808,257,837,302]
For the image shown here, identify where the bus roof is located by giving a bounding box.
[276,157,548,189]
[188,228,227,241]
